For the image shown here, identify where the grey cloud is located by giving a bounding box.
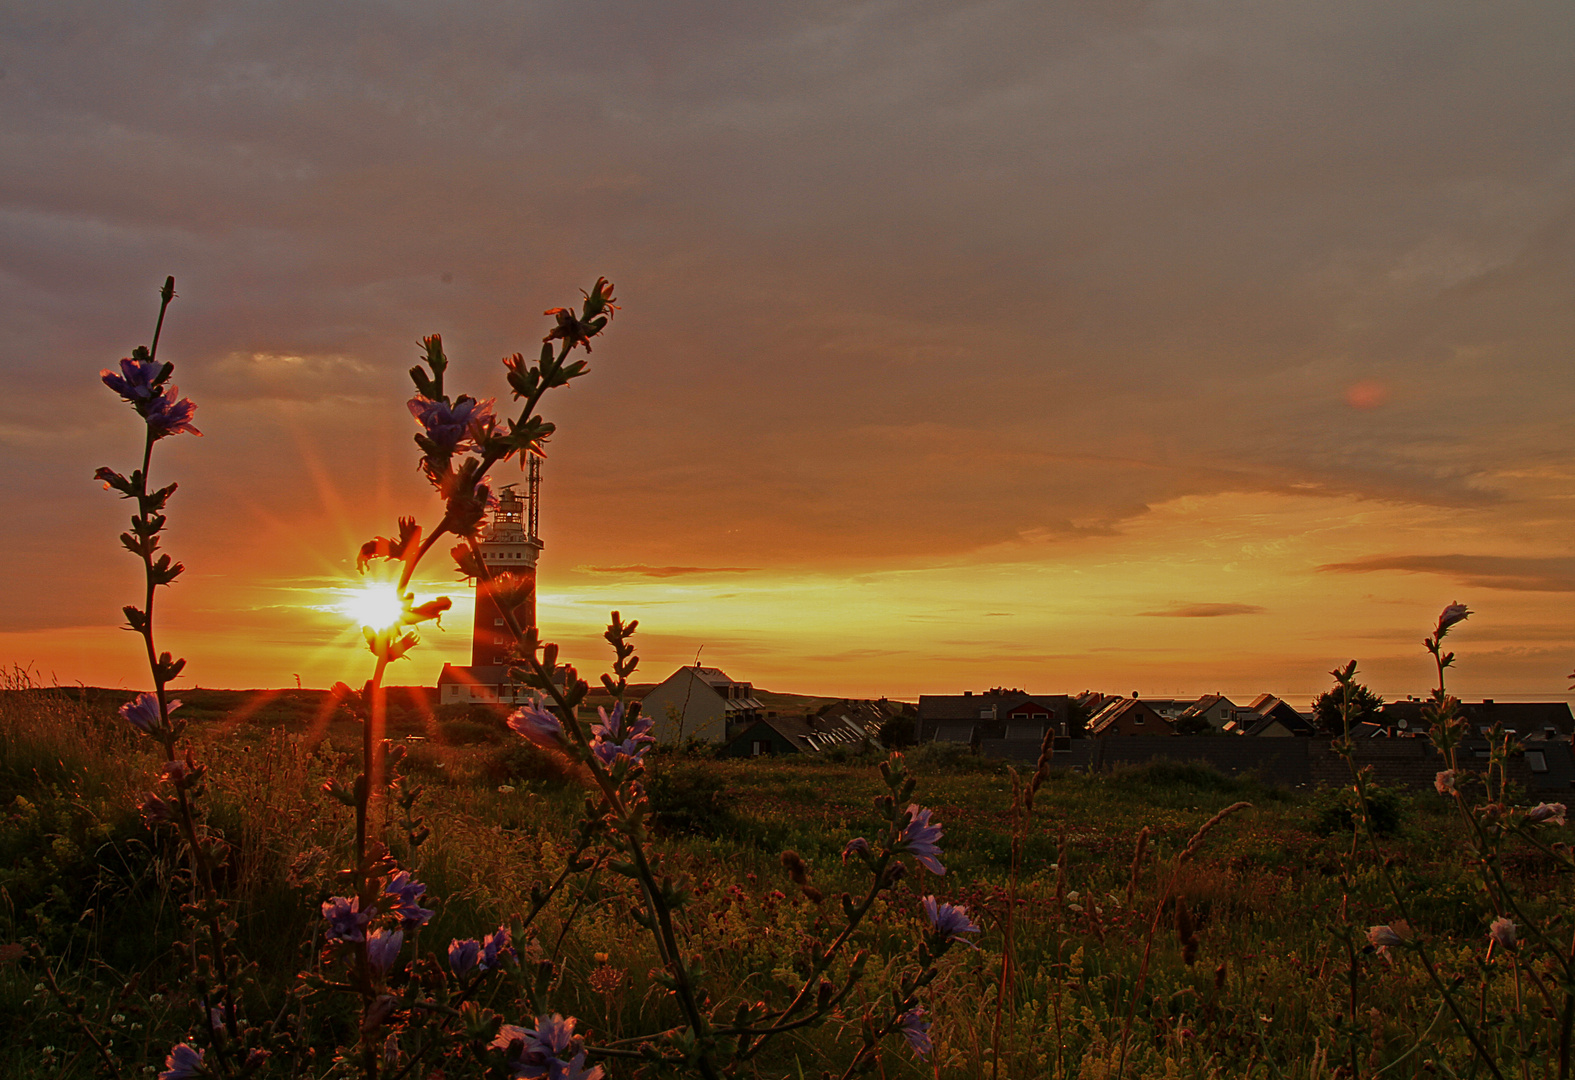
[4,0,1575,611]
[1319,555,1575,593]
[1139,603,1268,618]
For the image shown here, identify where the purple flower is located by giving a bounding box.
[1489,916,1516,951]
[1435,770,1457,796]
[896,1006,932,1058]
[119,692,177,735]
[842,837,870,864]
[102,356,165,404]
[1436,602,1471,636]
[590,702,655,766]
[158,1043,204,1080]
[896,804,946,875]
[146,389,201,439]
[322,895,372,942]
[1527,802,1567,826]
[366,928,404,976]
[408,395,495,455]
[449,938,481,977]
[923,896,981,942]
[383,870,434,927]
[508,700,566,750]
[491,1015,604,1080]
[481,925,515,969]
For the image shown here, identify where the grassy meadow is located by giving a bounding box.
[1,679,1569,1078]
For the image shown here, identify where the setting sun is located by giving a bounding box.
[341,583,405,632]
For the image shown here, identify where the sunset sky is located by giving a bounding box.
[6,3,1575,705]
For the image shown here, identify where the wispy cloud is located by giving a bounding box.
[575,565,758,578]
[1138,603,1267,618]
[1318,555,1575,592]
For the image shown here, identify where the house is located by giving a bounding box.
[638,666,763,746]
[1226,694,1318,737]
[1175,694,1241,731]
[436,663,537,706]
[1086,697,1171,737]
[917,690,1072,747]
[1378,699,1574,740]
[723,706,882,757]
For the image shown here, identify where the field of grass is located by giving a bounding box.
[0,682,1569,1078]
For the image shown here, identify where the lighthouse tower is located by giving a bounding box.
[472,458,544,667]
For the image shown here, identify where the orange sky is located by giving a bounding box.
[6,3,1575,706]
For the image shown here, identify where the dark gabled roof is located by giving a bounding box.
[1379,700,1575,734]
[1087,698,1170,735]
[918,693,1013,721]
[733,712,875,753]
[932,720,977,743]
[1179,694,1237,719]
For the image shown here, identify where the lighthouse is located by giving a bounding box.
[436,456,544,706]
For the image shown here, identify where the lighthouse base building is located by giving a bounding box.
[436,463,546,706]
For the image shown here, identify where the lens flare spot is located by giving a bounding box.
[1344,380,1389,409]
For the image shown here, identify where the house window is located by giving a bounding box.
[494,618,505,626]
[1134,715,1144,724]
[1527,750,1548,773]
[752,739,772,756]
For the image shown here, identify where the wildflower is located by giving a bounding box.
[507,700,565,750]
[922,896,981,942]
[492,1014,604,1080]
[448,938,481,977]
[366,928,404,976]
[322,895,372,942]
[119,692,176,735]
[408,395,494,456]
[841,837,870,864]
[896,804,946,875]
[383,870,434,927]
[590,702,655,766]
[158,1043,204,1080]
[1435,770,1456,795]
[1489,916,1516,951]
[145,389,201,439]
[481,925,515,969]
[102,355,166,404]
[1367,923,1409,951]
[896,1006,932,1058]
[1527,802,1568,826]
[1436,602,1472,636]
[384,1033,401,1065]
[138,792,176,824]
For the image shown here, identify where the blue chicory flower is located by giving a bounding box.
[590,702,654,766]
[366,928,404,975]
[1437,602,1471,636]
[896,1006,932,1058]
[119,692,177,735]
[408,395,495,455]
[507,700,565,750]
[322,895,372,942]
[383,870,434,927]
[841,837,870,864]
[449,938,481,977]
[158,1043,204,1080]
[481,925,515,969]
[145,389,201,439]
[923,895,980,942]
[896,804,946,875]
[492,1014,604,1080]
[102,356,165,404]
